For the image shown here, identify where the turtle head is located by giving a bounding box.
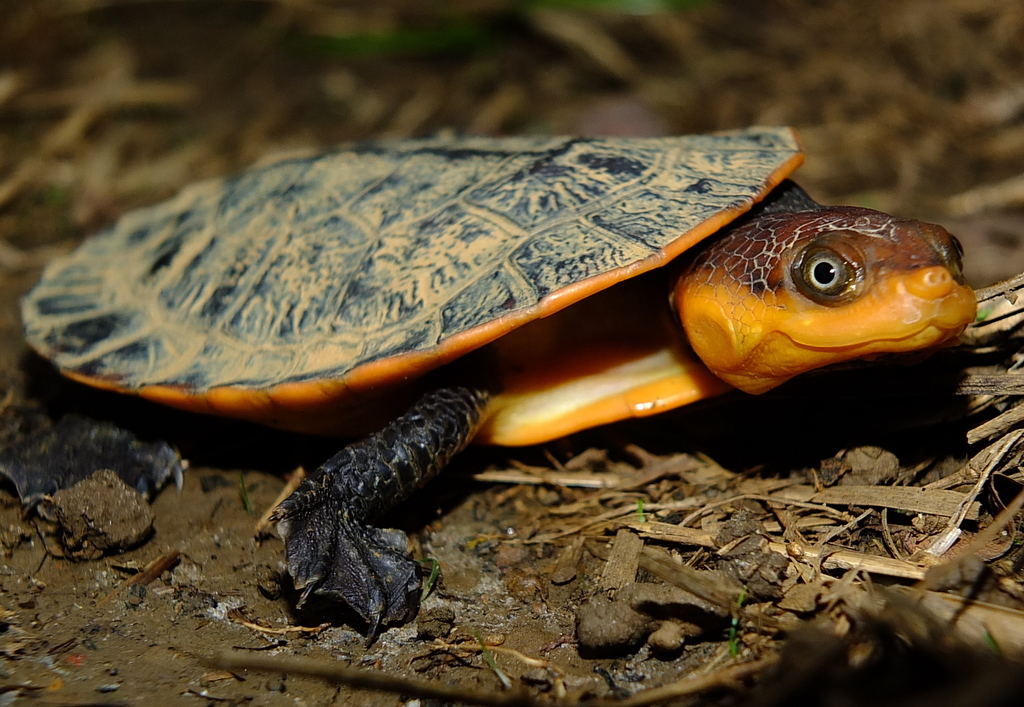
[673,207,977,394]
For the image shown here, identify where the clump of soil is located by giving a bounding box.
[43,468,154,559]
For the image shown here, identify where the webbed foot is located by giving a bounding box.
[270,385,491,639]
[273,483,421,639]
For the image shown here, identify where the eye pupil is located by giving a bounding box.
[813,261,837,286]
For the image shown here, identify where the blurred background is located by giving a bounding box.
[3,0,1024,287]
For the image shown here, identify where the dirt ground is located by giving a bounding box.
[5,1,1024,705]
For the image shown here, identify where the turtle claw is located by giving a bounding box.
[274,489,421,637]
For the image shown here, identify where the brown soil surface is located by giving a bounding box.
[3,2,1024,705]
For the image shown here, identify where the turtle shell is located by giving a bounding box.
[22,127,802,402]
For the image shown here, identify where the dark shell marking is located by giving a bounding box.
[23,128,800,392]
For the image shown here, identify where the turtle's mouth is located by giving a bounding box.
[684,268,977,395]
[724,322,970,395]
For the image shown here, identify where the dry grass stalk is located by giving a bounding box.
[255,466,306,538]
[927,430,1024,556]
[529,10,639,83]
[801,485,981,520]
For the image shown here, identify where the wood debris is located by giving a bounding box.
[598,528,643,591]
[549,535,585,585]
[780,484,982,520]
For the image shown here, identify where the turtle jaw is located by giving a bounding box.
[715,319,972,396]
[679,267,976,395]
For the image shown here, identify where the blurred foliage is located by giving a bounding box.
[291,21,491,57]
[291,0,707,57]
[522,0,706,10]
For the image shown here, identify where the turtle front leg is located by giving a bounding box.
[271,385,491,639]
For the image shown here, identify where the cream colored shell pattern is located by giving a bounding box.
[22,128,801,392]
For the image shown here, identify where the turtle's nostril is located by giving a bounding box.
[905,266,954,300]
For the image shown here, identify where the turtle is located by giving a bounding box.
[21,127,976,637]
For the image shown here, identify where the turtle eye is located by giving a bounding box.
[793,246,858,304]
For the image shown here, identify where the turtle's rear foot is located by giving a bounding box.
[276,503,420,636]
[0,414,183,509]
[271,385,490,639]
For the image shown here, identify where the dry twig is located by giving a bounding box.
[927,430,1024,556]
[213,651,540,707]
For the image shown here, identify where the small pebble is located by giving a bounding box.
[264,676,286,692]
[255,564,282,600]
[521,667,553,691]
[416,606,455,640]
[647,621,688,653]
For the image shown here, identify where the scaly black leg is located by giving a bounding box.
[271,385,491,638]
